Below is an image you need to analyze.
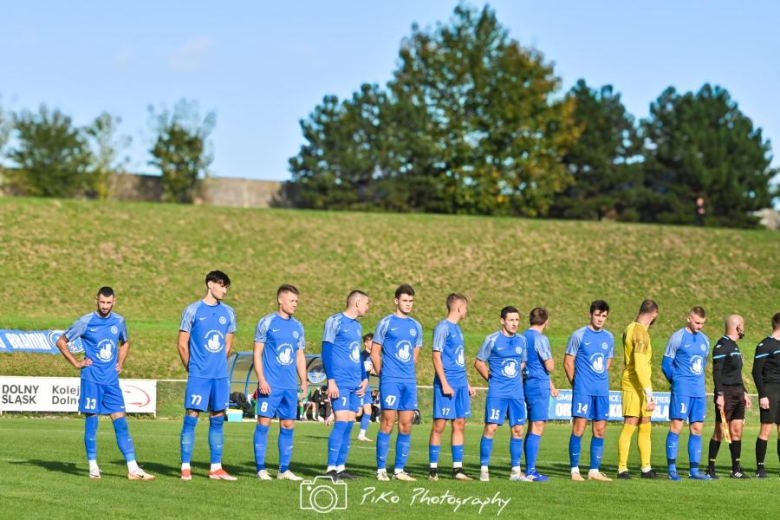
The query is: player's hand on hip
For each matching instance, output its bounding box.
[75,358,92,369]
[759,397,769,409]
[442,383,454,397]
[716,395,725,409]
[258,380,272,395]
[327,380,339,400]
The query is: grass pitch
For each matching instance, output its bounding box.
[0,416,778,519]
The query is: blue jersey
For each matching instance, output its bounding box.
[254,313,305,390]
[565,326,615,397]
[322,313,364,389]
[664,328,710,397]
[65,312,128,386]
[523,328,553,398]
[180,300,237,379]
[373,314,423,383]
[476,331,527,398]
[432,319,467,387]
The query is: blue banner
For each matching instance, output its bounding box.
[0,330,83,355]
[548,390,672,422]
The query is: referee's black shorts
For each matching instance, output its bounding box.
[714,385,746,423]
[759,383,780,425]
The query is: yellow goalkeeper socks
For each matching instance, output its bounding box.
[638,421,652,469]
[617,423,637,472]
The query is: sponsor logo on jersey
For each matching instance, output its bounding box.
[589,353,606,374]
[455,347,465,367]
[204,330,225,353]
[276,343,295,366]
[690,355,704,375]
[350,342,361,363]
[395,340,413,362]
[501,359,519,378]
[96,339,115,362]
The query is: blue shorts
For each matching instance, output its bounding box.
[525,393,551,422]
[484,396,526,426]
[670,394,706,423]
[185,376,229,412]
[256,387,298,420]
[433,384,471,420]
[332,386,361,413]
[379,381,418,411]
[572,393,609,421]
[79,379,125,415]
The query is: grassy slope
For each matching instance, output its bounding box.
[1,197,779,393]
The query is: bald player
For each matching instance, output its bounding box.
[705,314,752,479]
[617,300,659,479]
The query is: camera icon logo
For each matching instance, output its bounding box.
[299,476,348,514]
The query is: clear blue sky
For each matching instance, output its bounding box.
[3,0,779,181]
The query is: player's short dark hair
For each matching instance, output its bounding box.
[346,290,368,308]
[395,284,415,299]
[771,312,780,329]
[206,270,231,288]
[446,293,468,312]
[277,284,299,297]
[501,306,520,320]
[529,307,548,326]
[362,333,374,342]
[690,306,706,318]
[96,286,115,298]
[638,299,658,315]
[590,300,610,314]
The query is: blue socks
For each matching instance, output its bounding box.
[510,437,523,469]
[336,422,353,467]
[376,431,391,470]
[429,444,441,466]
[590,437,604,470]
[85,415,98,461]
[253,423,270,471]
[360,412,371,432]
[208,415,225,464]
[525,433,541,473]
[451,444,464,467]
[689,433,702,473]
[395,433,411,471]
[480,435,493,467]
[180,415,197,464]
[279,427,294,473]
[667,431,679,473]
[112,417,136,462]
[569,434,582,468]
[328,421,348,467]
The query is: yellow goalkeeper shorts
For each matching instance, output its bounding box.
[622,386,651,418]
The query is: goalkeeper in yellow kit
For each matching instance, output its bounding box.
[617,300,659,479]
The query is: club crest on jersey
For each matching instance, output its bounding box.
[590,353,605,373]
[396,341,413,362]
[700,344,706,352]
[690,355,704,375]
[219,316,227,325]
[455,347,465,367]
[515,346,523,354]
[350,342,361,363]
[204,330,225,353]
[410,328,417,338]
[96,339,115,362]
[276,343,294,365]
[293,331,300,339]
[602,342,609,350]
[501,359,519,378]
[111,326,118,335]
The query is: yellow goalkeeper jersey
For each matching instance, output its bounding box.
[621,321,652,391]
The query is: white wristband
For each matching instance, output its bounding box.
[644,389,653,402]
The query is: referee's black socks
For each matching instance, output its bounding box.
[707,439,721,470]
[756,438,768,467]
[729,440,742,472]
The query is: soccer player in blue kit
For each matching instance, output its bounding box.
[523,307,559,482]
[564,300,614,482]
[663,306,712,481]
[322,290,371,481]
[357,333,376,442]
[371,284,423,482]
[252,285,307,481]
[474,306,528,482]
[428,293,476,481]
[55,286,155,480]
[177,271,237,481]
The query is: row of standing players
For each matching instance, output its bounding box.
[55,271,780,482]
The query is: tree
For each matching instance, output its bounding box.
[85,112,132,200]
[6,105,93,197]
[290,4,579,216]
[148,99,216,203]
[550,80,643,221]
[641,84,776,227]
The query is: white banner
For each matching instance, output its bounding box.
[0,376,156,414]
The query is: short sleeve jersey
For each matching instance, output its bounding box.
[65,312,128,385]
[180,300,237,379]
[254,313,305,390]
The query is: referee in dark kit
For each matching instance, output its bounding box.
[752,312,780,478]
[706,314,752,479]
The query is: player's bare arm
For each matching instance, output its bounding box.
[433,350,453,396]
[177,330,190,370]
[254,341,271,394]
[56,335,92,369]
[116,340,129,373]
